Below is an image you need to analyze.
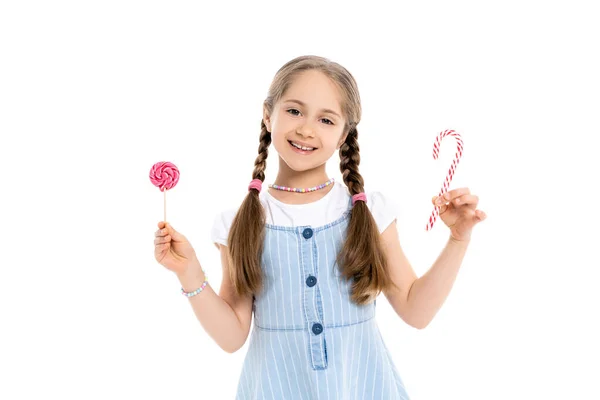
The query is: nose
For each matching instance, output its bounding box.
[296,122,316,138]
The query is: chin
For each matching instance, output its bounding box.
[285,156,330,173]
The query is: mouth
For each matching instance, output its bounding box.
[288,140,317,154]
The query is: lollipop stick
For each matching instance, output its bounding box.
[164,188,167,223]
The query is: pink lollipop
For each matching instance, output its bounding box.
[149,161,180,222]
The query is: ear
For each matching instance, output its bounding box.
[336,131,348,150]
[263,106,272,132]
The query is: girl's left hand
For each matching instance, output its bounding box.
[431,187,486,242]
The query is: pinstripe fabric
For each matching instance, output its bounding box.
[235,202,410,399]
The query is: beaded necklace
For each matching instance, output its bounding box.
[268,177,335,193]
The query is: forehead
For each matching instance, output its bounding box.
[282,70,343,114]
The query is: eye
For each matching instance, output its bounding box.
[321,118,334,125]
[286,109,301,116]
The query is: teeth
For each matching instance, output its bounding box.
[291,141,314,151]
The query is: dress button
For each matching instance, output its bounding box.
[302,228,313,239]
[306,275,317,287]
[312,323,323,335]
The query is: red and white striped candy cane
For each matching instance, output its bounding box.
[426,129,464,231]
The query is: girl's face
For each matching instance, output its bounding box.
[264,70,348,173]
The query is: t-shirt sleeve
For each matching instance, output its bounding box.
[367,191,398,234]
[210,208,238,248]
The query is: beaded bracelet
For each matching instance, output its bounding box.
[181,272,209,298]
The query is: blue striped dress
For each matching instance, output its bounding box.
[235,199,411,399]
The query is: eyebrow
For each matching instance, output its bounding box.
[283,99,342,119]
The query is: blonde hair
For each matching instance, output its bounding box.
[227,55,398,305]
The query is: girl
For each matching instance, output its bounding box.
[154,55,486,399]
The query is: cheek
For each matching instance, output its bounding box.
[271,111,290,128]
[322,139,339,151]
[323,132,344,149]
[270,131,288,153]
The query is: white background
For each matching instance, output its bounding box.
[1,1,598,399]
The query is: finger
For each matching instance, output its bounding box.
[466,210,486,225]
[155,243,167,255]
[432,196,450,213]
[155,244,169,259]
[476,210,487,220]
[155,242,170,254]
[157,221,165,229]
[453,194,479,208]
[433,195,451,206]
[154,235,171,245]
[433,195,454,211]
[443,187,471,202]
[439,203,448,214]
[165,223,185,241]
[155,227,168,237]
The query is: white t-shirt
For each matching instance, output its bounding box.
[211,180,398,247]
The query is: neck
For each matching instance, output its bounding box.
[273,157,330,189]
[267,157,334,205]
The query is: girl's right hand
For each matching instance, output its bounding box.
[154,221,197,276]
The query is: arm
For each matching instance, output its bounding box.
[381,220,470,329]
[177,244,253,353]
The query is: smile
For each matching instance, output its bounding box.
[288,140,317,154]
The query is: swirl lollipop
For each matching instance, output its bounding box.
[149,161,180,222]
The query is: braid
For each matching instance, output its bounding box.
[339,127,364,194]
[227,119,271,297]
[252,121,271,181]
[337,126,398,304]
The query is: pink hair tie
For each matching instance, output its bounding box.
[248,178,263,192]
[352,192,367,206]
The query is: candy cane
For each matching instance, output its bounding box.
[426,129,464,231]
